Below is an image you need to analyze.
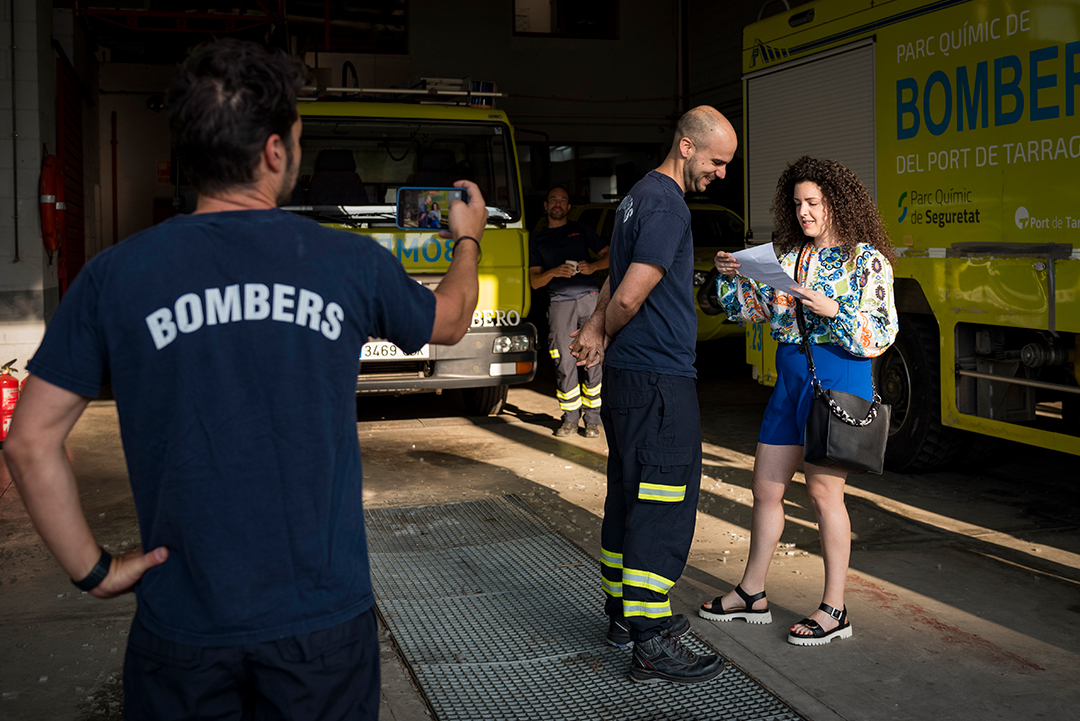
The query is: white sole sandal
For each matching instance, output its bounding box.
[788,603,853,646]
[699,584,773,624]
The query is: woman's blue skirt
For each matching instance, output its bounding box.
[759,342,873,446]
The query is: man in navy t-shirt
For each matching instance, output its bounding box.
[529,185,609,437]
[571,106,737,685]
[5,39,487,720]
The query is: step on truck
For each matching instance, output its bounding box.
[740,0,1079,469]
[282,91,536,415]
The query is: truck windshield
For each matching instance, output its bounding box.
[690,208,744,250]
[285,116,520,223]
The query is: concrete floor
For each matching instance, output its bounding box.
[2,338,1079,720]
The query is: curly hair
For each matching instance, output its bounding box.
[168,39,308,195]
[770,156,896,263]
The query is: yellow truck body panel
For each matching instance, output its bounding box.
[742,0,1079,468]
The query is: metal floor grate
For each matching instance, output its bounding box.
[366,496,806,721]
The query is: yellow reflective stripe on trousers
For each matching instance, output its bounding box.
[559,398,583,411]
[602,577,623,597]
[581,383,602,408]
[622,600,671,618]
[549,348,560,360]
[622,568,675,594]
[638,482,686,502]
[581,386,602,408]
[601,548,623,569]
[556,387,581,401]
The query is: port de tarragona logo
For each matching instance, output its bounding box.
[1015,206,1029,229]
[898,192,908,223]
[1011,206,1069,230]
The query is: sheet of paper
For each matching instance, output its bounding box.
[730,242,808,298]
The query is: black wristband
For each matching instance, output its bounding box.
[453,235,481,261]
[72,547,111,592]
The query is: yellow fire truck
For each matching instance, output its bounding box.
[282,89,536,415]
[740,0,1079,469]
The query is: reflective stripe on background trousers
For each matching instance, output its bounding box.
[548,293,603,424]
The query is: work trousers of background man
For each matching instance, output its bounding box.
[599,366,702,641]
[548,293,602,424]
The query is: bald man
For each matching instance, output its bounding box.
[571,106,737,684]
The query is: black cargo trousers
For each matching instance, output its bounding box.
[599,366,702,641]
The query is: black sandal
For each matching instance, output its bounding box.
[787,603,852,646]
[698,584,773,624]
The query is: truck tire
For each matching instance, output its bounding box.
[878,315,962,472]
[697,268,724,315]
[463,384,508,416]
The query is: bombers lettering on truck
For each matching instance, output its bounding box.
[898,187,982,227]
[923,208,982,228]
[371,236,460,264]
[896,40,1080,139]
[471,309,522,328]
[896,135,1080,174]
[146,283,344,350]
[896,10,1032,64]
[907,188,973,206]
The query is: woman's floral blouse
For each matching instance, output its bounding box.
[718,243,897,358]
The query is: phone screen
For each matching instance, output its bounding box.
[396,187,466,231]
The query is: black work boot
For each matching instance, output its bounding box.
[554,420,577,436]
[629,631,724,684]
[606,614,691,648]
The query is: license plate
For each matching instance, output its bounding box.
[361,341,429,361]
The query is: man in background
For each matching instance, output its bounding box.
[529,185,609,437]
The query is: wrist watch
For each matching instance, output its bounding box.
[72,547,112,591]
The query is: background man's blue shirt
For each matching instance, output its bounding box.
[28,208,435,646]
[529,221,607,302]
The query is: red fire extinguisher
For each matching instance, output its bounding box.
[0,360,20,442]
[39,155,64,264]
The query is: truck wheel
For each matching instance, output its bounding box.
[697,268,724,315]
[463,384,508,416]
[878,315,962,472]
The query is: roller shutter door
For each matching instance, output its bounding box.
[744,40,875,241]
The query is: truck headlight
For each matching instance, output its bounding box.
[493,335,531,353]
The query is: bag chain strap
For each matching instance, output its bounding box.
[793,243,880,428]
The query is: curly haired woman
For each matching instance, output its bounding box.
[699,156,897,646]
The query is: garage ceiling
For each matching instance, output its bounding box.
[62,1,408,64]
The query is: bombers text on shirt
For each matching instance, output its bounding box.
[145,282,344,350]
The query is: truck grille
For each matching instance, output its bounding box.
[358,360,433,379]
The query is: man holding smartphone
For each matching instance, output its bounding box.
[529,185,609,437]
[5,39,486,720]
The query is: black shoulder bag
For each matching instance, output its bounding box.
[794,248,890,475]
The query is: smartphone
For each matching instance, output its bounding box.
[396,187,467,231]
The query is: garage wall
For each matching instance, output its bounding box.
[0,0,58,376]
[307,0,683,145]
[686,0,813,130]
[97,64,175,246]
[685,0,814,213]
[53,9,103,264]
